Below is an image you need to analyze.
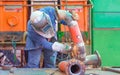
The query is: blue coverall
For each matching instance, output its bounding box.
[24,6,67,68]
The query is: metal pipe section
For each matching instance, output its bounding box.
[68,23,86,61]
[58,59,85,75]
[58,51,101,75]
[84,51,101,68]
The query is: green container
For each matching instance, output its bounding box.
[92,30,120,66]
[92,0,120,12]
[92,0,120,28]
[91,0,120,66]
[93,13,120,28]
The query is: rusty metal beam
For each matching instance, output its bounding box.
[0,4,92,7]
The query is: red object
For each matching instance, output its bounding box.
[58,59,85,75]
[58,61,68,72]
[68,24,83,44]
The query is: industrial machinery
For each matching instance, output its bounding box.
[0,0,28,67]
[0,1,28,50]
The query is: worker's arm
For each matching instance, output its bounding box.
[28,30,72,53]
[27,21,71,53]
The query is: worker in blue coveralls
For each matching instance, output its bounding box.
[24,6,79,68]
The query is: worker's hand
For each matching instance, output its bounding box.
[52,42,72,54]
[71,45,86,61]
[60,43,72,54]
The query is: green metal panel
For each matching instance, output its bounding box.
[91,0,120,66]
[13,68,48,75]
[92,0,120,12]
[93,13,120,28]
[92,29,120,66]
[0,70,9,75]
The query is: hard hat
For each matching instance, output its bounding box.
[30,11,55,38]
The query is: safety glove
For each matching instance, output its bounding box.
[71,44,86,61]
[52,42,72,54]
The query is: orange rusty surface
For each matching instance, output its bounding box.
[58,61,68,72]
[0,1,2,31]
[58,59,85,75]
[0,1,27,32]
[60,0,90,32]
[69,24,83,44]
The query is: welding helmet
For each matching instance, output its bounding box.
[30,11,55,38]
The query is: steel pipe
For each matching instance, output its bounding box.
[58,59,85,75]
[84,51,101,68]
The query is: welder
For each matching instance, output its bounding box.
[24,6,85,68]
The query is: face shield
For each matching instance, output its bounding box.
[30,11,55,38]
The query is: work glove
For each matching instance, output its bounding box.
[52,42,72,54]
[71,43,86,61]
